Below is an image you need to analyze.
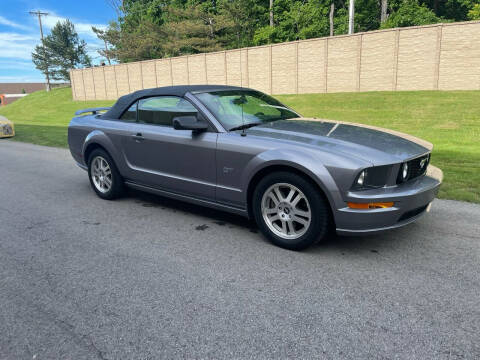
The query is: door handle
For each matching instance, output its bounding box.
[131,133,145,142]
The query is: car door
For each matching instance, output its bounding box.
[121,96,217,201]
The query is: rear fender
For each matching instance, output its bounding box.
[82,130,120,168]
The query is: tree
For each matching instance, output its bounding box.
[32,43,52,83]
[105,0,123,17]
[32,20,91,81]
[118,20,169,61]
[254,0,331,45]
[418,0,480,21]
[468,3,480,19]
[96,2,236,62]
[380,0,440,29]
[93,0,479,63]
[92,26,112,65]
[162,4,231,56]
[219,0,269,48]
[92,16,168,63]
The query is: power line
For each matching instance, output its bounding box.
[29,10,51,91]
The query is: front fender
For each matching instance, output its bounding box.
[242,148,346,211]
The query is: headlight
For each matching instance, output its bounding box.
[396,154,430,184]
[401,163,408,180]
[352,165,392,190]
[357,170,366,186]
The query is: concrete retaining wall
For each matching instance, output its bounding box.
[70,21,480,100]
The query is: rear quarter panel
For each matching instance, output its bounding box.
[68,116,125,171]
[68,116,93,166]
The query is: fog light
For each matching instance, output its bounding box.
[348,202,394,209]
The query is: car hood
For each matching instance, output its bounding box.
[245,118,431,165]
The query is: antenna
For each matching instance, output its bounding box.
[30,10,51,91]
[239,26,246,136]
[239,47,243,88]
[241,101,246,136]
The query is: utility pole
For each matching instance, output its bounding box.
[329,3,335,36]
[269,0,274,27]
[29,10,51,91]
[348,0,355,35]
[381,0,388,23]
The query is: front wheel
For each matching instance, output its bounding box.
[88,149,124,200]
[252,172,331,250]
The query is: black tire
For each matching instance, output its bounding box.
[252,171,331,250]
[87,148,124,200]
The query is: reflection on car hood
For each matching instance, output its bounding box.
[246,118,431,165]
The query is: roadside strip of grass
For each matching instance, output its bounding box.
[1,87,478,203]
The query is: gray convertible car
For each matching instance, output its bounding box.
[68,85,442,250]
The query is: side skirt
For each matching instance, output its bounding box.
[124,181,248,217]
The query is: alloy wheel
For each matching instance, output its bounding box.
[91,156,112,193]
[261,183,312,240]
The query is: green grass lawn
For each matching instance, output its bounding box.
[1,87,478,203]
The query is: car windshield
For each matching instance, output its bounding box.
[194,90,300,131]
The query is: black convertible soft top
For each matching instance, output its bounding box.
[101,85,249,120]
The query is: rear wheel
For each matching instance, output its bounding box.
[88,149,124,200]
[252,172,331,250]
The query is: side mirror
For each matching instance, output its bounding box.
[173,115,208,132]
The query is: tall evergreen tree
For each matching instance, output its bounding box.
[31,42,51,84]
[32,20,91,81]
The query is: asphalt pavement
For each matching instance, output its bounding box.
[0,140,479,359]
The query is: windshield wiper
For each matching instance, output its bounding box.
[229,122,262,132]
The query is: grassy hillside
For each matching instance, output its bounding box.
[1,87,478,203]
[0,88,113,147]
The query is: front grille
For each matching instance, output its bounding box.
[398,204,428,222]
[397,154,430,184]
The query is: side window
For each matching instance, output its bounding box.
[120,102,137,122]
[137,96,197,127]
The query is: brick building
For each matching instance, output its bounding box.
[0,83,46,106]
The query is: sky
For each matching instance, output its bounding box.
[0,0,117,83]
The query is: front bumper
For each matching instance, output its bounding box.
[335,165,442,235]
